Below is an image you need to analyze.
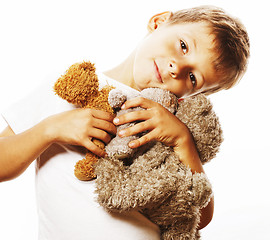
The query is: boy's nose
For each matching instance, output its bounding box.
[168,59,188,79]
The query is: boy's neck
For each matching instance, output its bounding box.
[103,50,138,90]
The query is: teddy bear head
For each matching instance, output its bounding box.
[54,62,100,107]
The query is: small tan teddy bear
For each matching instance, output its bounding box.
[54,61,115,181]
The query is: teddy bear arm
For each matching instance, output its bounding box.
[154,172,203,239]
[157,194,202,240]
[191,172,213,208]
[160,226,200,240]
[161,225,201,240]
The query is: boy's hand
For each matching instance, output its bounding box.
[113,97,191,150]
[44,108,117,157]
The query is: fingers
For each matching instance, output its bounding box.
[85,108,117,140]
[92,118,117,135]
[75,108,116,153]
[118,121,160,149]
[90,109,115,122]
[118,120,152,138]
[113,97,161,126]
[112,98,160,149]
[111,97,178,149]
[114,109,152,126]
[122,97,159,110]
[128,131,156,149]
[82,139,107,157]
[89,127,113,144]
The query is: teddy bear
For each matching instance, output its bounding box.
[54,61,115,181]
[95,93,223,240]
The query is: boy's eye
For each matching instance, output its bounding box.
[180,40,187,54]
[189,72,196,87]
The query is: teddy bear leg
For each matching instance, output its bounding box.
[74,139,105,181]
[74,152,99,181]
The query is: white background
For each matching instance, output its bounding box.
[0,0,269,239]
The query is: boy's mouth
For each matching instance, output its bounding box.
[154,61,163,83]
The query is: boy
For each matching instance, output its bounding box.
[0,5,249,240]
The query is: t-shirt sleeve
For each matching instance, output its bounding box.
[2,75,75,135]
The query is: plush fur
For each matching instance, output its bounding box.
[95,94,223,240]
[54,61,223,239]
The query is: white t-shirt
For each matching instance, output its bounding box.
[2,72,160,240]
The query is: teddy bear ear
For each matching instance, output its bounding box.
[54,61,99,106]
[140,88,178,113]
[108,89,127,109]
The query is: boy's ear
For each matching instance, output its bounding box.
[147,11,173,32]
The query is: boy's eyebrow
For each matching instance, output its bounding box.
[192,38,197,50]
[185,32,197,51]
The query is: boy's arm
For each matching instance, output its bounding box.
[198,197,214,230]
[114,97,206,173]
[0,124,52,182]
[0,108,116,182]
[173,130,204,173]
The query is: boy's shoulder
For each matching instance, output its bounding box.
[97,72,139,95]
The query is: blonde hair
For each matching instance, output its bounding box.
[168,5,250,94]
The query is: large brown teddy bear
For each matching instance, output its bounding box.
[96,94,223,239]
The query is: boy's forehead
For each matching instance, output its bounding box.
[168,21,215,46]
[170,21,212,33]
[171,21,217,53]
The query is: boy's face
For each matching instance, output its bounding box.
[133,17,219,98]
